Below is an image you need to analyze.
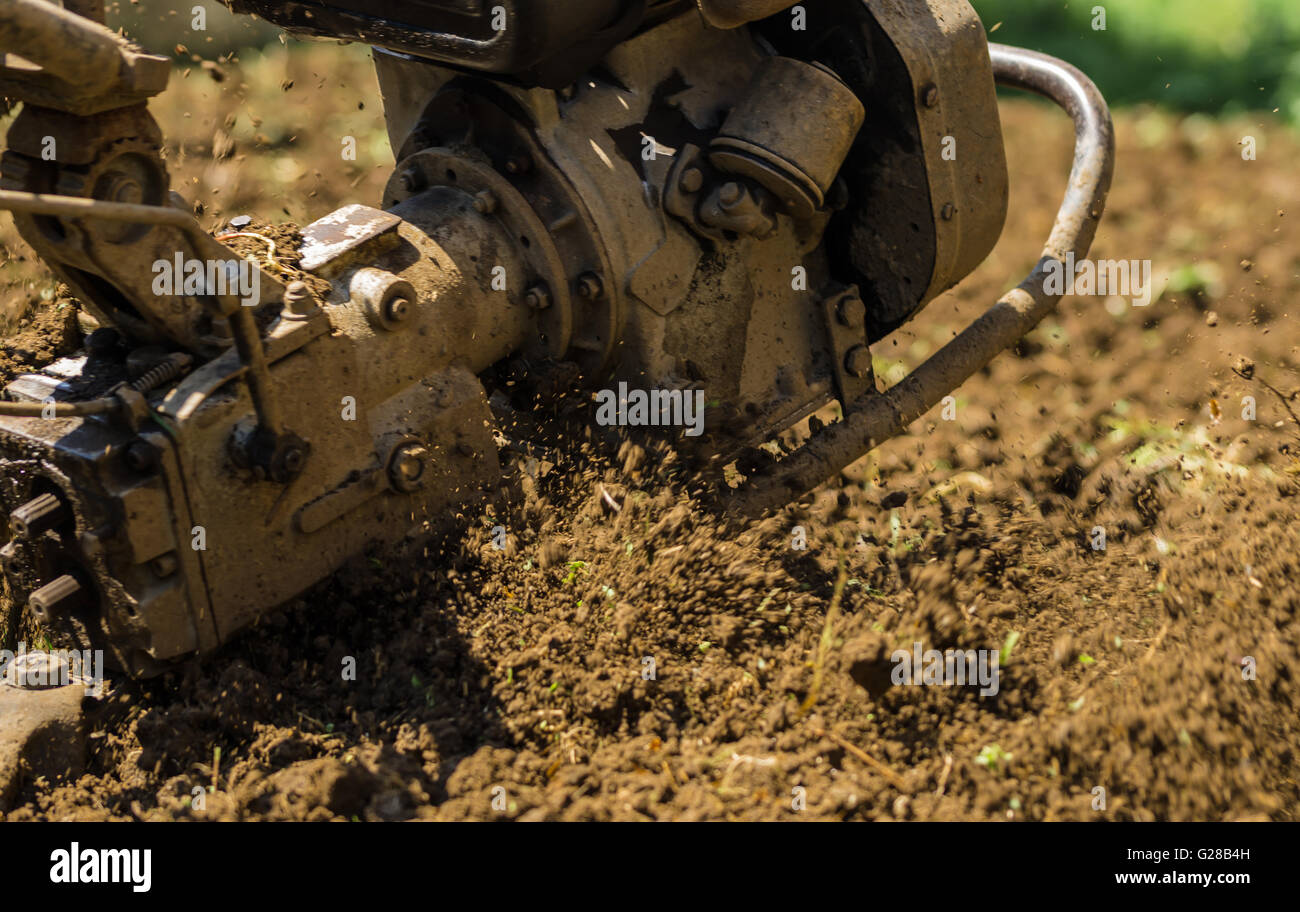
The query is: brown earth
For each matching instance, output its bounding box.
[1,45,1298,821]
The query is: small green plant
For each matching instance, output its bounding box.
[976,743,1012,774]
[1000,631,1021,666]
[562,561,586,585]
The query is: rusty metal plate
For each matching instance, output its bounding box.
[300,204,404,276]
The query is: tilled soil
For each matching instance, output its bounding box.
[1,49,1298,819]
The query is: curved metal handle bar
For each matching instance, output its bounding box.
[723,43,1116,518]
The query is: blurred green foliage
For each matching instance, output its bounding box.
[972,0,1300,122]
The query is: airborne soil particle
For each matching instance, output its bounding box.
[1,86,1299,819]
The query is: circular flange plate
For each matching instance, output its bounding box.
[384,147,573,361]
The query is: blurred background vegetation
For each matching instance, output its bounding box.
[971,0,1300,123]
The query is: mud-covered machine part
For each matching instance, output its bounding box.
[0,0,1113,677]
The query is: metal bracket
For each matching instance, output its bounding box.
[821,286,875,410]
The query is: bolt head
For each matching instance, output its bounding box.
[399,168,423,192]
[125,440,158,472]
[576,273,603,300]
[680,168,704,194]
[844,344,872,379]
[283,280,315,317]
[385,296,411,322]
[282,447,306,475]
[389,444,428,492]
[524,284,552,310]
[836,295,866,329]
[473,190,498,214]
[719,182,743,208]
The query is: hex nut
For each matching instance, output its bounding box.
[399,168,424,193]
[575,273,604,300]
[282,280,318,320]
[525,284,553,311]
[836,295,866,329]
[844,344,872,378]
[388,443,428,493]
[351,268,417,331]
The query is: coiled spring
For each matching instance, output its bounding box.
[130,353,193,393]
